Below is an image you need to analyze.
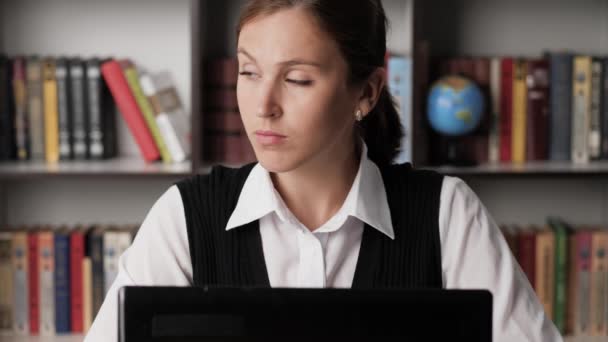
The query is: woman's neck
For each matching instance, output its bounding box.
[270,142,361,232]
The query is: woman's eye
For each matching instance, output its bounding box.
[239,71,258,79]
[286,79,312,86]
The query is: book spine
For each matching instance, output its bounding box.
[38,231,55,335]
[70,59,89,160]
[572,56,592,164]
[86,59,105,159]
[589,59,603,160]
[517,231,536,288]
[511,59,527,163]
[575,231,593,335]
[0,232,13,331]
[102,231,118,295]
[525,59,550,161]
[70,232,84,333]
[54,233,70,333]
[82,257,93,332]
[27,232,39,334]
[0,56,16,160]
[552,222,568,334]
[601,57,608,159]
[548,53,573,161]
[589,231,608,336]
[488,58,501,163]
[27,58,45,160]
[101,60,160,162]
[56,58,73,160]
[387,56,413,164]
[101,61,118,159]
[535,230,555,321]
[42,59,60,163]
[12,231,29,335]
[13,58,29,161]
[122,63,172,163]
[89,231,104,320]
[499,58,513,162]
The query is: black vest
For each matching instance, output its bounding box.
[176,162,444,289]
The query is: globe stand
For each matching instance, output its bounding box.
[444,137,477,167]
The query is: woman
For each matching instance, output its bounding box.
[85,1,561,341]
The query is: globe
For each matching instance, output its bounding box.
[427,75,484,137]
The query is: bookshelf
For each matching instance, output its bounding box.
[0,0,607,340]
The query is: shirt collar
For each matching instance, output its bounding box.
[225,143,395,240]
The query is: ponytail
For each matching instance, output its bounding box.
[359,87,404,167]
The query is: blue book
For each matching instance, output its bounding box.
[387,56,412,164]
[54,229,71,333]
[547,52,573,161]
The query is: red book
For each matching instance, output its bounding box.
[525,59,550,161]
[70,230,85,332]
[28,231,39,334]
[499,58,514,162]
[517,228,537,288]
[100,59,160,162]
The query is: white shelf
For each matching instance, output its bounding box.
[0,334,84,342]
[425,161,608,176]
[0,158,192,179]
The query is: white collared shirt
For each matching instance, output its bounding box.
[85,145,563,342]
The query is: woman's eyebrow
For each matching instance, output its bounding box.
[237,47,322,69]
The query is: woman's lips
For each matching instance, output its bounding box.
[255,130,287,146]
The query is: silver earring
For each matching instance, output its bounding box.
[355,109,363,122]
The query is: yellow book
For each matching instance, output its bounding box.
[511,59,527,163]
[42,59,59,163]
[572,56,592,164]
[82,257,93,332]
[535,227,555,321]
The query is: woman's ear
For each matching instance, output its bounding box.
[356,67,386,118]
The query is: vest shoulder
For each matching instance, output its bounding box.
[382,162,445,182]
[175,162,257,194]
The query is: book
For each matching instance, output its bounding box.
[27,228,39,334]
[488,57,501,163]
[69,58,89,160]
[69,227,86,333]
[82,257,93,332]
[589,230,608,336]
[101,59,161,162]
[0,55,16,161]
[572,56,592,164]
[55,58,73,160]
[387,55,413,164]
[121,60,171,163]
[13,57,29,161]
[139,71,191,163]
[11,229,28,335]
[547,217,570,334]
[0,230,13,332]
[589,58,603,160]
[602,57,608,159]
[547,52,573,161]
[86,58,118,160]
[42,59,60,163]
[511,58,527,163]
[525,59,550,161]
[535,226,555,321]
[26,57,45,161]
[37,229,55,335]
[499,57,514,163]
[53,227,71,333]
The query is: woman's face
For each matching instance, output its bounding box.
[237,8,360,173]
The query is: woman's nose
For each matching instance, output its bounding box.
[256,79,282,118]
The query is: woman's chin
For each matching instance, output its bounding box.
[255,151,301,174]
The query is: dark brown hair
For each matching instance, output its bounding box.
[236,0,403,167]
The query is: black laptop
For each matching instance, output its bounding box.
[118,286,492,341]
